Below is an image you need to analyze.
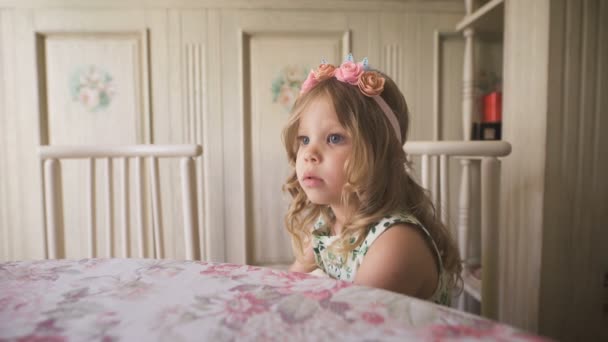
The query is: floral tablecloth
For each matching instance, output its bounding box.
[0,258,547,341]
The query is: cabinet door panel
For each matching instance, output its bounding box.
[5,9,178,259]
[220,9,368,266]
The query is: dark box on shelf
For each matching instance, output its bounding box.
[472,122,502,140]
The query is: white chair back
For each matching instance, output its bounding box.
[404,140,511,319]
[39,144,203,260]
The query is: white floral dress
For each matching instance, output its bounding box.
[311,212,451,305]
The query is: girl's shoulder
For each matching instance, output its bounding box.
[362,211,425,248]
[360,211,444,274]
[361,212,451,305]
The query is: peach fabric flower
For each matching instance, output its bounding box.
[314,64,336,81]
[300,70,319,94]
[357,71,385,97]
[334,61,364,85]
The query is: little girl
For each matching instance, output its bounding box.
[282,54,461,305]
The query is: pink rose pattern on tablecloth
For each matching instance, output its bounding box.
[0,258,551,341]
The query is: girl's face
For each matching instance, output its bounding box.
[295,96,352,207]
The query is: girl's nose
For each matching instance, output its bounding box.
[303,147,320,163]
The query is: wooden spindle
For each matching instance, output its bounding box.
[134,157,145,258]
[120,157,129,257]
[105,158,113,257]
[181,157,200,260]
[421,154,430,189]
[44,159,64,259]
[457,159,471,310]
[149,156,162,258]
[439,154,449,225]
[86,158,96,258]
[430,155,439,206]
[481,157,500,319]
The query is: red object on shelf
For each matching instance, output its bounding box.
[482,91,502,122]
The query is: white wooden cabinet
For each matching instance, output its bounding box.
[0,0,464,264]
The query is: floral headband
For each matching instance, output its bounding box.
[299,54,402,143]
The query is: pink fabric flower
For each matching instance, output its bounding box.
[314,64,336,81]
[358,71,385,97]
[334,61,364,85]
[300,70,319,94]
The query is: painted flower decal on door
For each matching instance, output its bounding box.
[271,65,308,112]
[70,65,115,112]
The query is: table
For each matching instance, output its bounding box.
[0,258,548,341]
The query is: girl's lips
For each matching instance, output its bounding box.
[301,176,323,187]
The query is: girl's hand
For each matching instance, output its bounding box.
[289,241,317,273]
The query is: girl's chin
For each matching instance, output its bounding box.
[303,194,338,207]
[302,193,324,204]
[306,198,328,206]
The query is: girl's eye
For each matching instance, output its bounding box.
[298,136,310,145]
[327,134,344,144]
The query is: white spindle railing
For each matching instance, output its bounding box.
[39,144,203,261]
[404,140,511,318]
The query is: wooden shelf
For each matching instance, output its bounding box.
[456,0,504,33]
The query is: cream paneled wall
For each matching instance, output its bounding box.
[499,0,608,339]
[0,1,464,264]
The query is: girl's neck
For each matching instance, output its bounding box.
[329,205,348,235]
